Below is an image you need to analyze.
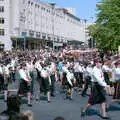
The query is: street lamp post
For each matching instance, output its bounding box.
[83,19,87,45]
[50,3,56,51]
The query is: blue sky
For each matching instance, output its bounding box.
[41,0,99,23]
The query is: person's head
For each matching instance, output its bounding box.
[115,62,120,68]
[94,59,102,68]
[10,113,28,120]
[54,116,65,120]
[7,95,21,113]
[22,111,34,120]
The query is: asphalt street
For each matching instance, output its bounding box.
[0,82,120,120]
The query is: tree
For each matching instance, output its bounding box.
[88,0,120,51]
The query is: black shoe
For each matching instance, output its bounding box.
[51,94,55,97]
[28,104,32,107]
[36,98,39,101]
[66,96,69,99]
[106,107,109,112]
[81,94,86,97]
[99,114,110,119]
[69,97,73,101]
[81,108,86,117]
[48,100,51,103]
[4,100,7,102]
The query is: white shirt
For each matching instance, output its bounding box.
[115,67,120,80]
[35,61,42,72]
[3,65,9,75]
[74,62,80,72]
[19,69,31,82]
[66,71,74,86]
[26,62,34,72]
[102,65,112,72]
[49,62,56,75]
[92,66,107,87]
[41,67,49,78]
[0,66,3,74]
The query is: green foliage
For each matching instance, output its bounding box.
[88,0,120,50]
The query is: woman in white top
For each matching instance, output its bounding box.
[81,59,110,119]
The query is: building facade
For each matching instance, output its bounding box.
[0,0,86,50]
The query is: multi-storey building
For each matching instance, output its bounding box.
[0,0,86,50]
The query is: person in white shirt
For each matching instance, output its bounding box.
[49,60,57,97]
[81,63,93,97]
[113,62,120,100]
[40,61,51,102]
[0,63,4,92]
[107,61,120,109]
[18,63,32,107]
[81,59,110,119]
[2,62,10,102]
[63,64,75,100]
[102,60,113,95]
[73,62,80,88]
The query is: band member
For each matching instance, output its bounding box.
[81,59,110,119]
[40,62,51,102]
[0,62,4,92]
[49,60,57,97]
[62,64,75,100]
[113,62,120,101]
[26,59,34,96]
[73,62,80,88]
[57,59,64,85]
[3,62,10,102]
[35,59,43,92]
[107,61,120,109]
[18,63,32,107]
[102,60,113,95]
[81,63,93,97]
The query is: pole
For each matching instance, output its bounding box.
[16,38,17,49]
[84,19,87,46]
[50,3,56,51]
[52,8,54,51]
[24,37,26,50]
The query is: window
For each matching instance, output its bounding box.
[0,6,4,12]
[22,0,25,4]
[0,17,4,24]
[31,2,33,5]
[0,29,4,36]
[28,1,30,4]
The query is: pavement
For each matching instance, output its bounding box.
[0,82,120,120]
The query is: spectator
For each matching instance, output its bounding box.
[0,95,21,119]
[22,110,34,120]
[10,113,28,120]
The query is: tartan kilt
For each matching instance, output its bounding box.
[88,83,106,105]
[113,81,120,100]
[41,77,51,94]
[18,79,31,95]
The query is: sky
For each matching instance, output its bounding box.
[41,0,100,23]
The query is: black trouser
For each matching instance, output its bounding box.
[50,74,56,95]
[81,76,91,96]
